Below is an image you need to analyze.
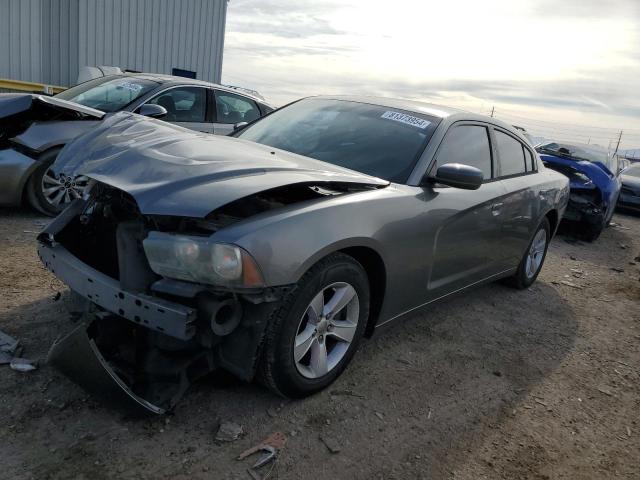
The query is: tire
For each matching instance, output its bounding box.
[506,217,550,290]
[581,221,604,242]
[26,149,89,216]
[258,253,370,398]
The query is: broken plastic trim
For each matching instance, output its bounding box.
[47,321,167,415]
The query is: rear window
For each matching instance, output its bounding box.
[524,148,535,171]
[495,131,527,177]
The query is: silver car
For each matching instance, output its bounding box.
[0,73,273,215]
[38,97,569,413]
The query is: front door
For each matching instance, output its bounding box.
[426,123,506,298]
[145,86,214,133]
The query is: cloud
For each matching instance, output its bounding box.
[530,0,640,18]
[223,0,640,147]
[227,0,346,39]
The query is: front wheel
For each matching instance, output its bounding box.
[506,217,550,289]
[26,149,89,216]
[258,253,370,398]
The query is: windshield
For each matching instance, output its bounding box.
[623,163,640,178]
[237,98,439,183]
[55,76,158,112]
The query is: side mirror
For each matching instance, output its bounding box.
[138,104,168,119]
[430,163,484,190]
[233,121,249,133]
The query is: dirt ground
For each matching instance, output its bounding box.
[0,206,639,480]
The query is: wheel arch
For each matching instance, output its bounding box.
[544,208,559,237]
[338,246,387,337]
[22,145,66,214]
[20,145,65,200]
[291,238,388,338]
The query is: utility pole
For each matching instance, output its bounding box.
[613,130,623,156]
[490,106,495,118]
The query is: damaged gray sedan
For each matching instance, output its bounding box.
[38,97,569,414]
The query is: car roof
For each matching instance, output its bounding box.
[117,73,270,105]
[311,95,529,143]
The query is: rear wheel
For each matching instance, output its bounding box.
[506,217,550,289]
[26,149,89,216]
[258,253,369,398]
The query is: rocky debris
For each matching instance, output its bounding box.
[10,357,38,372]
[238,432,287,474]
[320,435,342,454]
[552,280,583,289]
[0,329,19,355]
[1,330,36,372]
[215,422,244,442]
[597,386,614,397]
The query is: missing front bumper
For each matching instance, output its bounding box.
[48,316,216,415]
[48,320,167,415]
[38,242,197,340]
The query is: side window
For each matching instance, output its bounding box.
[215,91,260,124]
[436,125,492,180]
[147,87,206,122]
[524,147,535,171]
[495,131,526,177]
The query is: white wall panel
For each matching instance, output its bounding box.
[0,0,226,86]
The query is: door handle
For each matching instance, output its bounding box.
[491,202,504,216]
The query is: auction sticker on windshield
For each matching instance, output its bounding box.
[115,81,144,93]
[381,111,431,129]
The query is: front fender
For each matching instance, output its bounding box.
[290,236,388,284]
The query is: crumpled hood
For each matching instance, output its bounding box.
[540,153,621,210]
[0,93,104,121]
[0,94,104,148]
[54,112,389,217]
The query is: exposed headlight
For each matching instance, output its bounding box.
[143,232,264,287]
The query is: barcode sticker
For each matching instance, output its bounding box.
[381,111,431,129]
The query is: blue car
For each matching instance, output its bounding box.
[535,142,622,241]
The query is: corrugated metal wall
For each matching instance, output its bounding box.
[42,0,81,87]
[0,0,227,87]
[0,0,43,83]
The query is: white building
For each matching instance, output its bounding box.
[0,0,228,87]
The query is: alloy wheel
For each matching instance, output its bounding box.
[41,169,89,208]
[293,282,360,379]
[525,229,547,279]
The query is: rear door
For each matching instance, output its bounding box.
[427,122,508,297]
[213,90,262,135]
[491,128,539,267]
[144,86,213,133]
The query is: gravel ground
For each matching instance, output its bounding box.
[1,207,639,480]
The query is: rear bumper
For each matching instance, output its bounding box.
[0,148,37,205]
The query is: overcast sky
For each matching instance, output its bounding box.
[222,0,640,150]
